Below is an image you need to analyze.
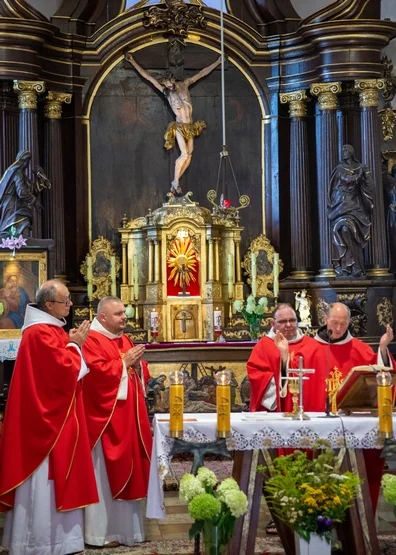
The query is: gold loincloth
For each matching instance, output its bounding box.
[164,120,206,150]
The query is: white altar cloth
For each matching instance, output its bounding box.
[146,412,394,519]
[0,338,20,361]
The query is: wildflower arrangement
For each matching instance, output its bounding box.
[381,474,396,516]
[258,443,360,543]
[179,467,248,554]
[233,295,268,338]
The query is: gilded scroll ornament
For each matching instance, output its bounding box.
[316,297,329,326]
[44,91,72,120]
[13,81,45,110]
[377,297,394,328]
[379,108,396,142]
[310,82,342,110]
[280,90,309,118]
[143,0,207,37]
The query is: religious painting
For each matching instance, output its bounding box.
[0,251,47,338]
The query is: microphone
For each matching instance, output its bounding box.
[324,328,336,418]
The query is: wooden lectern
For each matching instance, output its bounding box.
[336,365,396,415]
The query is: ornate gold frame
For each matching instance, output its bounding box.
[0,250,47,338]
[241,234,283,298]
[80,236,121,300]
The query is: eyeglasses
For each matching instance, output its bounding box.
[51,296,72,306]
[275,318,297,325]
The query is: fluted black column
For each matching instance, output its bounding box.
[0,81,18,176]
[355,79,390,277]
[13,80,45,238]
[43,91,72,278]
[280,90,313,279]
[311,82,342,280]
[337,84,361,161]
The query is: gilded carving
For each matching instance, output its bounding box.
[379,108,396,142]
[13,81,45,110]
[377,297,394,328]
[310,83,342,110]
[124,217,148,230]
[144,0,207,37]
[80,236,121,300]
[279,90,309,118]
[241,234,283,298]
[207,190,250,222]
[75,308,90,318]
[166,228,201,258]
[381,55,396,102]
[355,79,385,108]
[44,91,72,119]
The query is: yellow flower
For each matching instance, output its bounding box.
[333,496,341,505]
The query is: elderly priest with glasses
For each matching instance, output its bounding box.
[247,303,316,413]
[0,280,98,555]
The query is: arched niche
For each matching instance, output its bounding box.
[86,42,266,255]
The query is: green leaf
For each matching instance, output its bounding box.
[189,520,204,539]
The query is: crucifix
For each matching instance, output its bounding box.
[283,356,315,421]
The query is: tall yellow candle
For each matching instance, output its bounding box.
[377,370,393,438]
[216,370,231,438]
[169,370,184,438]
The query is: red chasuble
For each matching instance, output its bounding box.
[247,335,315,412]
[295,334,396,512]
[295,337,395,412]
[82,331,152,500]
[0,325,99,512]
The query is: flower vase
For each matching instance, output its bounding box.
[202,522,221,555]
[249,321,260,341]
[294,532,331,555]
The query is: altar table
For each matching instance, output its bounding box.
[147,412,392,555]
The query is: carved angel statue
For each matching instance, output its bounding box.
[0,150,51,237]
[294,289,312,328]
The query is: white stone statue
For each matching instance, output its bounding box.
[294,289,312,328]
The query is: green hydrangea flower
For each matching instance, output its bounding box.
[188,493,221,521]
[216,477,239,502]
[223,489,248,518]
[197,466,217,488]
[179,473,205,503]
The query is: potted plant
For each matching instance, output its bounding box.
[258,443,360,555]
[179,466,248,554]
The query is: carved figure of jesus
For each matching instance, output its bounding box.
[125,52,222,195]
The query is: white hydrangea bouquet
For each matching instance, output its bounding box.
[233,295,268,340]
[179,467,248,554]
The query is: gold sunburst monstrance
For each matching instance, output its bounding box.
[168,238,197,287]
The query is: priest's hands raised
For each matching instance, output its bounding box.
[379,324,394,366]
[69,320,90,346]
[274,330,289,363]
[124,344,146,370]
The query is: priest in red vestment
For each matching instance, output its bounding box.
[0,280,98,555]
[247,304,316,412]
[296,302,394,512]
[82,296,152,547]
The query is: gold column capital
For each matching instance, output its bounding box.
[354,79,385,107]
[310,82,342,110]
[13,80,45,109]
[44,91,72,119]
[280,90,309,117]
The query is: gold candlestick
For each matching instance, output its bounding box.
[377,369,393,439]
[169,370,184,438]
[216,370,231,438]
